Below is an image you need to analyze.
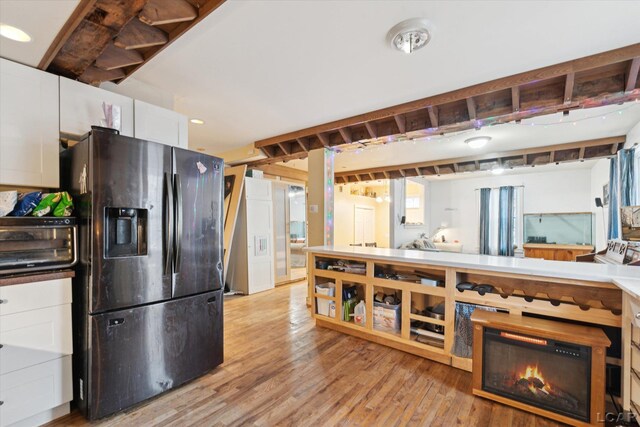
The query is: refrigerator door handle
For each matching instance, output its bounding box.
[164,172,174,276]
[174,173,183,273]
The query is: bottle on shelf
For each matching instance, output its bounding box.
[353,300,366,326]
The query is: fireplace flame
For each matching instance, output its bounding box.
[519,365,551,394]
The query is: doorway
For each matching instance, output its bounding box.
[354,206,375,246]
[273,182,307,285]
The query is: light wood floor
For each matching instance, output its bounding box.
[47,282,562,427]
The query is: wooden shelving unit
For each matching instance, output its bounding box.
[308,250,622,373]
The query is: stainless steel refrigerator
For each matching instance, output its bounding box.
[62,127,224,420]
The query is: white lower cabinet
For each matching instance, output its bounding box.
[0,278,73,427]
[0,356,72,427]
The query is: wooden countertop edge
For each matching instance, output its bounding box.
[523,243,594,250]
[0,270,75,287]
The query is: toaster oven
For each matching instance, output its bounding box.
[0,217,77,275]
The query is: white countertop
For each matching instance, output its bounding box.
[614,278,640,299]
[306,245,640,284]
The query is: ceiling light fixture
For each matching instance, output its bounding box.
[190,118,205,125]
[465,136,491,149]
[387,18,431,54]
[491,166,505,175]
[0,24,32,42]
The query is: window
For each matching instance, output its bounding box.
[404,178,425,225]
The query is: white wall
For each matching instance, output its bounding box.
[590,158,610,250]
[335,184,390,247]
[625,119,640,149]
[428,168,593,254]
[101,78,175,111]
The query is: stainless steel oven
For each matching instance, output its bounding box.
[0,217,77,275]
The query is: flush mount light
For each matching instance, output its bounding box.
[190,118,205,125]
[0,24,32,42]
[491,166,505,175]
[387,18,431,54]
[465,136,491,149]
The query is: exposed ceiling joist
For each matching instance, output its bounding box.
[339,128,352,144]
[564,73,575,104]
[511,86,520,112]
[40,0,227,85]
[334,136,625,183]
[251,44,640,165]
[627,57,640,93]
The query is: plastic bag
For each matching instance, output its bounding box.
[53,192,73,217]
[9,192,42,216]
[32,193,62,217]
[0,191,18,216]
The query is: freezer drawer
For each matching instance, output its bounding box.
[84,290,223,419]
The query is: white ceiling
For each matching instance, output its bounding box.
[1,1,640,156]
[0,0,79,67]
[126,0,640,153]
[283,102,640,172]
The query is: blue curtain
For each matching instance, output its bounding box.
[479,188,491,255]
[620,147,637,207]
[498,186,515,256]
[608,158,620,239]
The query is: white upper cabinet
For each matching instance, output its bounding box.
[134,99,188,148]
[0,58,59,188]
[59,77,134,137]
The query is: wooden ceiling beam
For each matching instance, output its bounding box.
[365,122,378,139]
[611,142,620,154]
[296,138,310,152]
[333,136,625,181]
[626,57,640,92]
[139,0,197,26]
[277,142,291,155]
[37,0,97,70]
[511,86,520,112]
[394,114,406,134]
[564,73,575,104]
[78,66,125,85]
[255,44,640,151]
[338,128,352,144]
[579,146,585,160]
[317,132,331,148]
[382,171,390,179]
[115,18,168,50]
[398,169,406,177]
[95,43,144,70]
[368,173,375,181]
[427,106,439,128]
[549,151,555,163]
[466,97,477,121]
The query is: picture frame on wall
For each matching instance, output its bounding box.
[603,183,609,206]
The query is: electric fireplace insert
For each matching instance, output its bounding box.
[482,327,591,422]
[471,310,610,426]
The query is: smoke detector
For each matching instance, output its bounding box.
[387,18,431,54]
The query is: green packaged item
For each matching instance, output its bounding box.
[53,192,73,217]
[32,193,62,217]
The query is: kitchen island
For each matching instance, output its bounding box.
[306,246,638,367]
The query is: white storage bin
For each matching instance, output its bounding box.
[315,283,336,317]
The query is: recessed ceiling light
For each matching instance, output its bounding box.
[0,24,32,42]
[491,166,505,175]
[190,118,205,125]
[387,18,431,54]
[465,136,491,149]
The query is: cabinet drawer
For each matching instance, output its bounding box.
[0,355,72,427]
[0,278,71,316]
[0,304,72,375]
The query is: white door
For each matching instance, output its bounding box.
[354,206,375,246]
[246,178,275,294]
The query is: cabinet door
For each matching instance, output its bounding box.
[0,58,59,188]
[134,99,188,148]
[59,77,134,137]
